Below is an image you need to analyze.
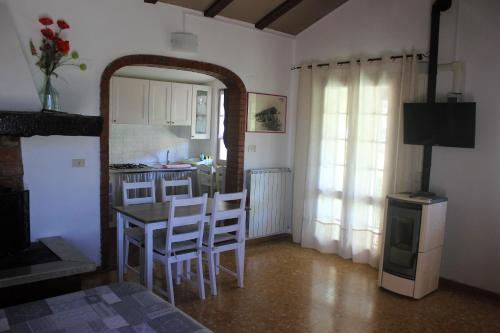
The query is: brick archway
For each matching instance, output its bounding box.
[99,55,246,269]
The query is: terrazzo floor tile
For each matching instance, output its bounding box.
[83,239,500,333]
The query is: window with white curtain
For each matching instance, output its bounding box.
[217,89,227,164]
[316,77,391,237]
[316,85,348,228]
[293,56,422,267]
[353,81,391,234]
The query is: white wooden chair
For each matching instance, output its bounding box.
[152,194,208,306]
[160,177,194,282]
[197,165,215,197]
[202,189,247,296]
[161,177,193,202]
[122,180,156,277]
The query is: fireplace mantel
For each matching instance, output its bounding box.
[0,111,102,137]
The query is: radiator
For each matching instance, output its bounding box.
[246,168,292,239]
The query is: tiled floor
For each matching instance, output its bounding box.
[84,239,500,333]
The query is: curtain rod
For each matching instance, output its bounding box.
[291,53,428,70]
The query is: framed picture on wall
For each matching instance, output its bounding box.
[246,92,287,133]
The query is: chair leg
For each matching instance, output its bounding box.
[236,246,244,288]
[139,247,145,284]
[185,259,191,280]
[207,251,217,296]
[176,261,182,285]
[197,253,206,300]
[215,252,220,275]
[165,262,175,306]
[124,239,129,274]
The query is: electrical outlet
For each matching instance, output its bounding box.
[72,159,86,168]
[247,145,257,153]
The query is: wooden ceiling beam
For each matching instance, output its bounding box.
[255,0,303,30]
[144,0,159,4]
[204,0,234,17]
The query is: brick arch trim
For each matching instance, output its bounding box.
[99,54,247,269]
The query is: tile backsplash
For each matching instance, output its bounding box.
[109,124,191,164]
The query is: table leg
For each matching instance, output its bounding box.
[144,225,153,290]
[116,212,124,283]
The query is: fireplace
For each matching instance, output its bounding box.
[0,188,30,257]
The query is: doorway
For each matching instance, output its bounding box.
[99,55,247,269]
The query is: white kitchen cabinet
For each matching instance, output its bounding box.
[171,83,192,126]
[110,76,149,125]
[148,81,172,125]
[191,85,212,139]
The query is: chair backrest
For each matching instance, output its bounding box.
[122,180,156,206]
[161,177,193,202]
[206,189,247,247]
[165,194,208,254]
[215,166,226,193]
[198,165,214,195]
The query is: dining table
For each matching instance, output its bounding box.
[113,198,245,290]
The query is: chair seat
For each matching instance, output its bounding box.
[203,232,237,246]
[125,227,145,243]
[154,234,197,256]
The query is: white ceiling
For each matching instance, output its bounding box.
[113,66,216,84]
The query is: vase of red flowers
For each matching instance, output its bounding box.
[30,16,86,112]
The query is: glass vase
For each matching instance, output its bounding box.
[40,75,61,112]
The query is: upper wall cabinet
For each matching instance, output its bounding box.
[191,85,212,140]
[171,83,193,126]
[111,77,211,132]
[149,81,172,126]
[110,77,149,125]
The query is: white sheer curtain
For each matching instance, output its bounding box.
[292,55,424,268]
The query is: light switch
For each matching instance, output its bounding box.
[247,145,257,153]
[72,159,86,168]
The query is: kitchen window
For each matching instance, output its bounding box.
[217,89,227,164]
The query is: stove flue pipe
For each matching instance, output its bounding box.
[421,0,453,193]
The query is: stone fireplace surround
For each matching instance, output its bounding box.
[0,136,23,190]
[0,111,102,190]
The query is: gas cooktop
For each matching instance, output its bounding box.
[109,163,149,170]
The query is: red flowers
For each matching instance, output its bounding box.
[56,39,70,55]
[39,17,53,26]
[30,15,86,79]
[41,28,55,40]
[57,19,70,30]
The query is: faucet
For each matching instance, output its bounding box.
[166,150,170,165]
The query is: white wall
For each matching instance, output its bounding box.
[0,2,40,111]
[21,136,101,264]
[295,0,433,63]
[293,0,500,293]
[430,0,500,294]
[5,0,294,265]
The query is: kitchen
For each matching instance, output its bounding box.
[108,66,227,212]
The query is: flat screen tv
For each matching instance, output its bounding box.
[403,102,476,148]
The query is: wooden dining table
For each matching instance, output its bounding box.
[113,198,244,290]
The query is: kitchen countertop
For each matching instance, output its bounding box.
[109,166,198,174]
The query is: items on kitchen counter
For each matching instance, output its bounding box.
[109,163,149,170]
[164,164,191,169]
